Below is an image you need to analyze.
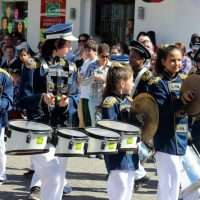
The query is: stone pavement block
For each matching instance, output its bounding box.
[0,156,157,200]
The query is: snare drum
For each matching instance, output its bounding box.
[85,127,120,154]
[6,120,52,155]
[97,120,140,151]
[55,128,88,157]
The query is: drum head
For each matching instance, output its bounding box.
[97,120,140,134]
[85,127,120,139]
[9,120,52,133]
[57,128,88,138]
[181,74,200,116]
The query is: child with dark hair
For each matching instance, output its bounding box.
[149,45,195,200]
[78,39,98,127]
[101,62,138,200]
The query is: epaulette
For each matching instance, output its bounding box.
[141,70,153,82]
[147,76,161,85]
[59,58,66,67]
[34,57,42,68]
[126,96,133,103]
[0,68,11,78]
[102,96,118,108]
[179,73,188,80]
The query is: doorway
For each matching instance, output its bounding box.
[95,0,135,45]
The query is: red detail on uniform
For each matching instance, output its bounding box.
[143,0,164,2]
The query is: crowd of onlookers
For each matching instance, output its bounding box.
[0,25,200,122]
[1,18,200,200]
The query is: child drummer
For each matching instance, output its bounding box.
[101,62,138,200]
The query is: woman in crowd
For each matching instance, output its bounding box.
[89,43,111,126]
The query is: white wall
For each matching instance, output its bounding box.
[67,0,92,35]
[66,0,81,38]
[67,0,93,49]
[27,0,41,52]
[134,0,200,47]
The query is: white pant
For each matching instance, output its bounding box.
[107,170,135,200]
[180,146,200,200]
[31,145,67,200]
[134,161,147,180]
[30,168,41,188]
[0,128,6,181]
[155,151,182,200]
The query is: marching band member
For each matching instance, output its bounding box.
[0,68,13,184]
[19,23,78,200]
[129,40,153,189]
[101,62,137,200]
[149,45,195,200]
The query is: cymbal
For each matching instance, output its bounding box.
[181,74,200,116]
[131,93,159,145]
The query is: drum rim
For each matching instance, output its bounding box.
[8,120,52,133]
[97,120,140,134]
[85,127,120,139]
[57,128,88,139]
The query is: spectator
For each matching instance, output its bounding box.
[90,43,111,126]
[175,42,192,74]
[78,39,98,127]
[110,45,121,56]
[74,33,90,68]
[0,17,9,40]
[125,18,134,45]
[12,21,26,45]
[1,45,21,74]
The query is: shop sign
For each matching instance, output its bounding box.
[40,0,66,29]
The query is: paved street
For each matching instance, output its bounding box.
[0,156,157,200]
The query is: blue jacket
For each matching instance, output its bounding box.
[102,95,139,171]
[0,69,13,128]
[19,57,79,127]
[149,71,188,155]
[133,68,153,97]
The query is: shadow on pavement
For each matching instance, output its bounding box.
[6,174,30,189]
[135,179,157,194]
[63,195,107,200]
[72,186,106,193]
[67,171,107,181]
[0,191,28,200]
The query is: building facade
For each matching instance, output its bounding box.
[1,0,200,51]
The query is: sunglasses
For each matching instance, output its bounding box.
[100,55,109,58]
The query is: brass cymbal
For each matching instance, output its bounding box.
[181,74,200,116]
[131,93,159,144]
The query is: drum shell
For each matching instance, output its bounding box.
[6,120,52,155]
[119,133,138,151]
[6,129,49,155]
[85,128,120,154]
[87,136,119,154]
[97,120,140,151]
[55,129,88,157]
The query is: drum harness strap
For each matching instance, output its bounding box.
[131,67,148,96]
